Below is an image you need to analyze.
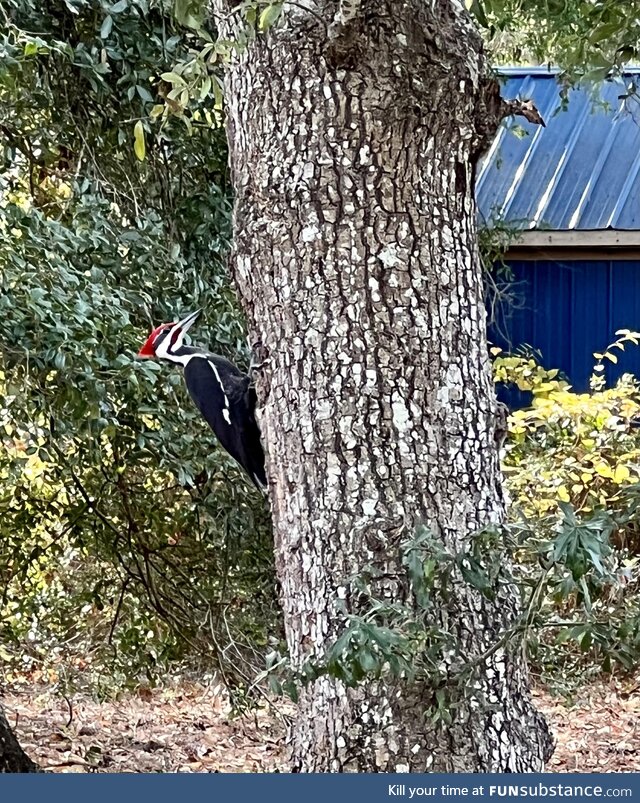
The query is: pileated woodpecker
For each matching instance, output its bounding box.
[138,310,267,492]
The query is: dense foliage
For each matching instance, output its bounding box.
[496,340,640,529]
[496,342,640,682]
[0,0,275,697]
[472,0,640,82]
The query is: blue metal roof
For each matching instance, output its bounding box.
[476,70,640,231]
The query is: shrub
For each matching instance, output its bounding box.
[494,336,640,549]
[492,334,640,679]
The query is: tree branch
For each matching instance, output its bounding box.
[474,76,546,157]
[502,97,546,127]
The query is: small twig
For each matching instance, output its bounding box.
[477,78,546,155]
[503,97,546,127]
[108,578,130,646]
[48,438,123,540]
[63,695,73,729]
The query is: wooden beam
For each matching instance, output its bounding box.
[513,230,640,248]
[506,246,640,261]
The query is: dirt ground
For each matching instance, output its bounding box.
[2,679,638,772]
[532,681,640,772]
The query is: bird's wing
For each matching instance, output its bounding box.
[183,356,266,489]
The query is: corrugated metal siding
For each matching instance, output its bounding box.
[476,73,640,231]
[489,260,640,404]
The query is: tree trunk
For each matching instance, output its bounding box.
[216,0,553,771]
[0,706,39,772]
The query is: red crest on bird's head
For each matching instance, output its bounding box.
[138,323,175,358]
[137,310,202,360]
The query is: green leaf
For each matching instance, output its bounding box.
[283,679,299,702]
[584,66,612,83]
[578,576,592,615]
[258,3,282,32]
[100,15,113,38]
[212,76,224,110]
[160,72,187,86]
[558,501,577,525]
[358,648,378,673]
[589,22,622,44]
[109,0,128,12]
[555,628,572,645]
[136,85,154,103]
[199,75,212,100]
[468,0,488,28]
[456,554,494,598]
[173,0,203,31]
[133,120,146,161]
[61,0,80,14]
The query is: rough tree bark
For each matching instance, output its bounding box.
[214,0,554,771]
[0,706,39,772]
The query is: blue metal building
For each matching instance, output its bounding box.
[477,68,640,399]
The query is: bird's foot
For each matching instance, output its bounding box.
[247,336,270,378]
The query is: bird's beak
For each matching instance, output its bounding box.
[176,309,201,335]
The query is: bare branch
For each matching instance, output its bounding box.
[475,77,546,157]
[503,97,546,127]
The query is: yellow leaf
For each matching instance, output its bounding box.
[580,472,593,484]
[558,485,570,502]
[613,465,630,484]
[594,463,613,479]
[134,120,146,161]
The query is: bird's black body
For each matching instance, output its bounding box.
[181,348,267,490]
[138,312,267,492]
